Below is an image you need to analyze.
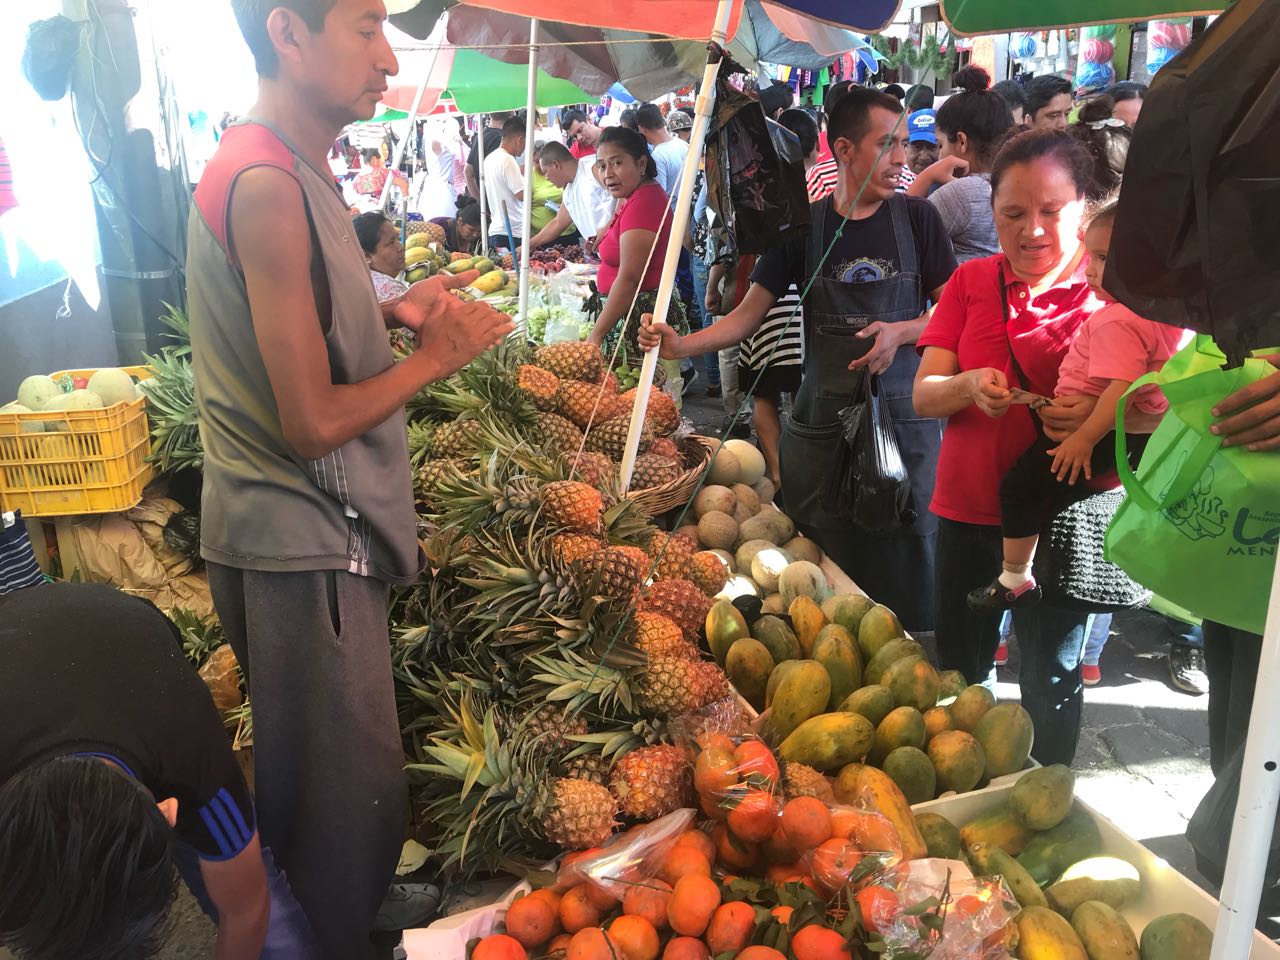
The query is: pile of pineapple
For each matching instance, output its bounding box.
[393,339,739,876]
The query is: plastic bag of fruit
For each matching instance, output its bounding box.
[669,699,783,811]
[552,808,697,900]
[868,858,1020,959]
[787,802,904,896]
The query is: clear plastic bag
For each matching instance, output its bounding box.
[553,808,697,900]
[873,858,1020,959]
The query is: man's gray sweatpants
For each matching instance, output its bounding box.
[208,564,406,960]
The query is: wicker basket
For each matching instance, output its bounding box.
[626,434,715,518]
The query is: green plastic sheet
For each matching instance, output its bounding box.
[443,48,594,112]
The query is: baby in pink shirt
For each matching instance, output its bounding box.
[969,199,1188,612]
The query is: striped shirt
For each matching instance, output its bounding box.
[807,155,838,201]
[740,285,805,372]
[0,512,44,595]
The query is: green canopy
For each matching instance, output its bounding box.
[942,0,1220,35]
[443,48,594,113]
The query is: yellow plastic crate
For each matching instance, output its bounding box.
[0,366,156,517]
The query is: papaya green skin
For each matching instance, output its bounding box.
[883,655,941,713]
[869,706,926,765]
[857,604,905,663]
[766,660,831,741]
[827,594,875,636]
[813,624,862,710]
[1048,856,1141,915]
[706,600,751,666]
[914,812,962,860]
[725,638,775,711]
[1017,805,1105,887]
[936,669,968,703]
[969,841,1048,909]
[949,684,996,732]
[1011,763,1076,830]
[777,711,875,772]
[1071,901,1139,960]
[765,659,801,709]
[926,729,986,794]
[862,638,925,686]
[881,746,936,805]
[839,685,895,727]
[973,702,1035,778]
[1138,913,1212,960]
[960,808,1034,857]
[754,615,801,664]
[1017,905,1088,960]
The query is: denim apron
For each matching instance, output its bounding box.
[779,195,942,630]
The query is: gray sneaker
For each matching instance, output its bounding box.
[1169,643,1208,696]
[374,883,442,932]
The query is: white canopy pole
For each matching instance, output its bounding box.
[478,116,489,250]
[379,69,430,213]
[1211,556,1280,959]
[517,18,541,335]
[618,0,733,493]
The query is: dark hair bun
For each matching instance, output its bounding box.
[455,195,478,212]
[1077,95,1116,125]
[953,65,991,94]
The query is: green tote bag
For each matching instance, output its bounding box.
[1105,336,1280,635]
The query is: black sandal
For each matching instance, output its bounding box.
[967,577,1042,613]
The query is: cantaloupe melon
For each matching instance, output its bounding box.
[736,538,775,574]
[778,560,829,608]
[697,511,739,551]
[723,439,766,484]
[783,536,823,565]
[16,376,62,411]
[47,390,104,411]
[87,368,137,407]
[707,444,741,486]
[693,484,736,518]
[751,547,792,592]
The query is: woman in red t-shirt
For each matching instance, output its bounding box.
[584,127,685,367]
[913,130,1160,766]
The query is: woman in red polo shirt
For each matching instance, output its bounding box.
[913,130,1157,766]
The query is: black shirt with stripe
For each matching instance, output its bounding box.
[0,582,255,860]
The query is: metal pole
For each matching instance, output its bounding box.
[517,18,541,335]
[380,70,431,212]
[1211,551,1280,958]
[478,115,490,250]
[618,0,733,493]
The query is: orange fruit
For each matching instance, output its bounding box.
[694,748,739,797]
[566,926,619,960]
[771,904,793,925]
[583,881,618,911]
[700,793,727,821]
[674,829,717,866]
[811,839,865,894]
[662,936,712,960]
[712,822,759,871]
[698,732,737,754]
[556,848,605,891]
[726,789,778,844]
[763,824,799,864]
[667,873,722,937]
[854,885,899,935]
[951,894,986,921]
[622,879,673,930]
[526,888,563,915]
[705,901,755,955]
[504,895,559,948]
[548,933,573,954]
[764,861,806,884]
[780,797,833,851]
[608,915,660,960]
[472,933,528,960]
[828,809,859,840]
[846,811,902,859]
[736,948,787,960]
[791,925,854,960]
[559,884,604,933]
[658,845,712,886]
[733,740,780,786]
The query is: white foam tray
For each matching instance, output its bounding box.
[914,782,1280,957]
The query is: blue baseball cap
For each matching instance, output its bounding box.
[908,109,937,144]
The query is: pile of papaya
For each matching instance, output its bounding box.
[707,593,1036,803]
[915,764,1214,960]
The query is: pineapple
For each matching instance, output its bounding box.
[557,379,622,428]
[784,762,836,803]
[585,415,653,461]
[536,412,584,457]
[632,612,697,661]
[566,751,614,785]
[610,745,692,820]
[637,656,723,716]
[542,777,618,850]
[621,386,680,435]
[550,532,603,568]
[415,458,468,503]
[517,365,560,411]
[536,341,603,382]
[647,530,696,582]
[597,370,621,395]
[430,419,482,458]
[450,251,473,262]
[521,703,589,762]
[575,545,650,602]
[569,451,613,488]
[688,551,730,596]
[542,480,605,533]
[631,452,683,490]
[648,437,681,463]
[641,578,713,642]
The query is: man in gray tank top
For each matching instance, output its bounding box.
[188,3,513,956]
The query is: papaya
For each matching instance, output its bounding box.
[725,638,775,711]
[914,812,962,860]
[1016,905,1088,960]
[1138,913,1212,960]
[789,595,826,657]
[950,684,996,732]
[1011,764,1076,830]
[812,624,862,709]
[960,807,1034,857]
[824,593,875,636]
[765,659,801,709]
[754,615,801,664]
[766,660,831,741]
[881,746,936,805]
[926,730,986,794]
[936,669,968,704]
[1047,857,1141,915]
[443,257,477,274]
[839,684,895,727]
[863,638,925,686]
[922,706,954,741]
[857,604,904,663]
[1071,901,1139,960]
[472,257,496,275]
[973,702,1035,779]
[832,763,928,860]
[870,706,926,765]
[706,600,751,666]
[1017,805,1104,887]
[778,711,874,772]
[883,655,941,712]
[968,841,1047,909]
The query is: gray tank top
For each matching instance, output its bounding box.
[187,120,420,584]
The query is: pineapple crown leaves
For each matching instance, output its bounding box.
[527,648,640,718]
